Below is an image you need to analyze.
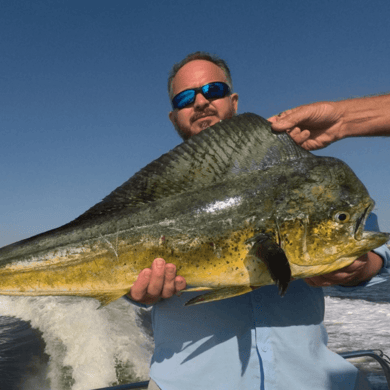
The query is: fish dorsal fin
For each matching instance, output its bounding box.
[208,113,312,175]
[74,113,312,222]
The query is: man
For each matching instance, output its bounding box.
[129,52,390,390]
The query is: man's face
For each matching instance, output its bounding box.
[169,60,238,139]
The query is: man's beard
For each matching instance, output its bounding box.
[173,122,191,141]
[174,104,237,141]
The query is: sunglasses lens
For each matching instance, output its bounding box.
[203,82,229,99]
[172,90,195,109]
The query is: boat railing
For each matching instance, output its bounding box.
[339,349,390,389]
[91,349,390,390]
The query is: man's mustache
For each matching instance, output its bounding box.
[191,109,217,124]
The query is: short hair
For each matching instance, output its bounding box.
[168,51,233,100]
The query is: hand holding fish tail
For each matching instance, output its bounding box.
[304,251,384,287]
[128,258,187,305]
[267,102,343,151]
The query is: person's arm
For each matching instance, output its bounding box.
[127,258,187,305]
[268,94,390,150]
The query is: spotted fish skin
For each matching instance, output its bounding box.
[0,114,388,306]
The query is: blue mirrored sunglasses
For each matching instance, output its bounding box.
[171,82,231,110]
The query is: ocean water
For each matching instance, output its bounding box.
[323,280,390,390]
[0,297,153,390]
[0,279,389,390]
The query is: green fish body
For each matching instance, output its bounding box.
[0,114,388,306]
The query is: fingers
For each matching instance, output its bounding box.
[175,275,187,293]
[268,108,303,131]
[145,258,168,299]
[286,128,311,146]
[129,258,186,304]
[305,258,369,287]
[161,263,177,299]
[129,268,152,301]
[268,110,313,147]
[160,265,187,298]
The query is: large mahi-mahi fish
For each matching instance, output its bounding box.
[0,114,388,306]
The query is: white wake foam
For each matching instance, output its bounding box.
[0,296,153,390]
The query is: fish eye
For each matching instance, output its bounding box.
[334,212,350,223]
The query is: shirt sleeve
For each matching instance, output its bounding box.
[364,243,390,284]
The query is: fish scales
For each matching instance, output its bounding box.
[0,113,388,306]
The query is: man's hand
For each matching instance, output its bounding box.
[128,258,187,305]
[268,102,344,151]
[305,251,383,287]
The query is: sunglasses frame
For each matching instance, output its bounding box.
[171,82,231,110]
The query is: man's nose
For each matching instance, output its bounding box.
[194,92,209,109]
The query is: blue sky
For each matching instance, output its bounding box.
[1,0,389,246]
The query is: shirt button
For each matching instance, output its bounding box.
[261,345,268,352]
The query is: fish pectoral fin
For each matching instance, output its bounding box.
[252,233,291,297]
[184,286,254,306]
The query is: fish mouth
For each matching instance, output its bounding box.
[354,203,373,240]
[354,202,390,246]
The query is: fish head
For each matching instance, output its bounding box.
[278,157,389,277]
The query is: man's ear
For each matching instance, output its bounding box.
[231,93,239,113]
[169,110,176,127]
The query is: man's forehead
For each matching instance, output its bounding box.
[171,59,227,94]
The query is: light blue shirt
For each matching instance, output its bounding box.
[145,214,390,390]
